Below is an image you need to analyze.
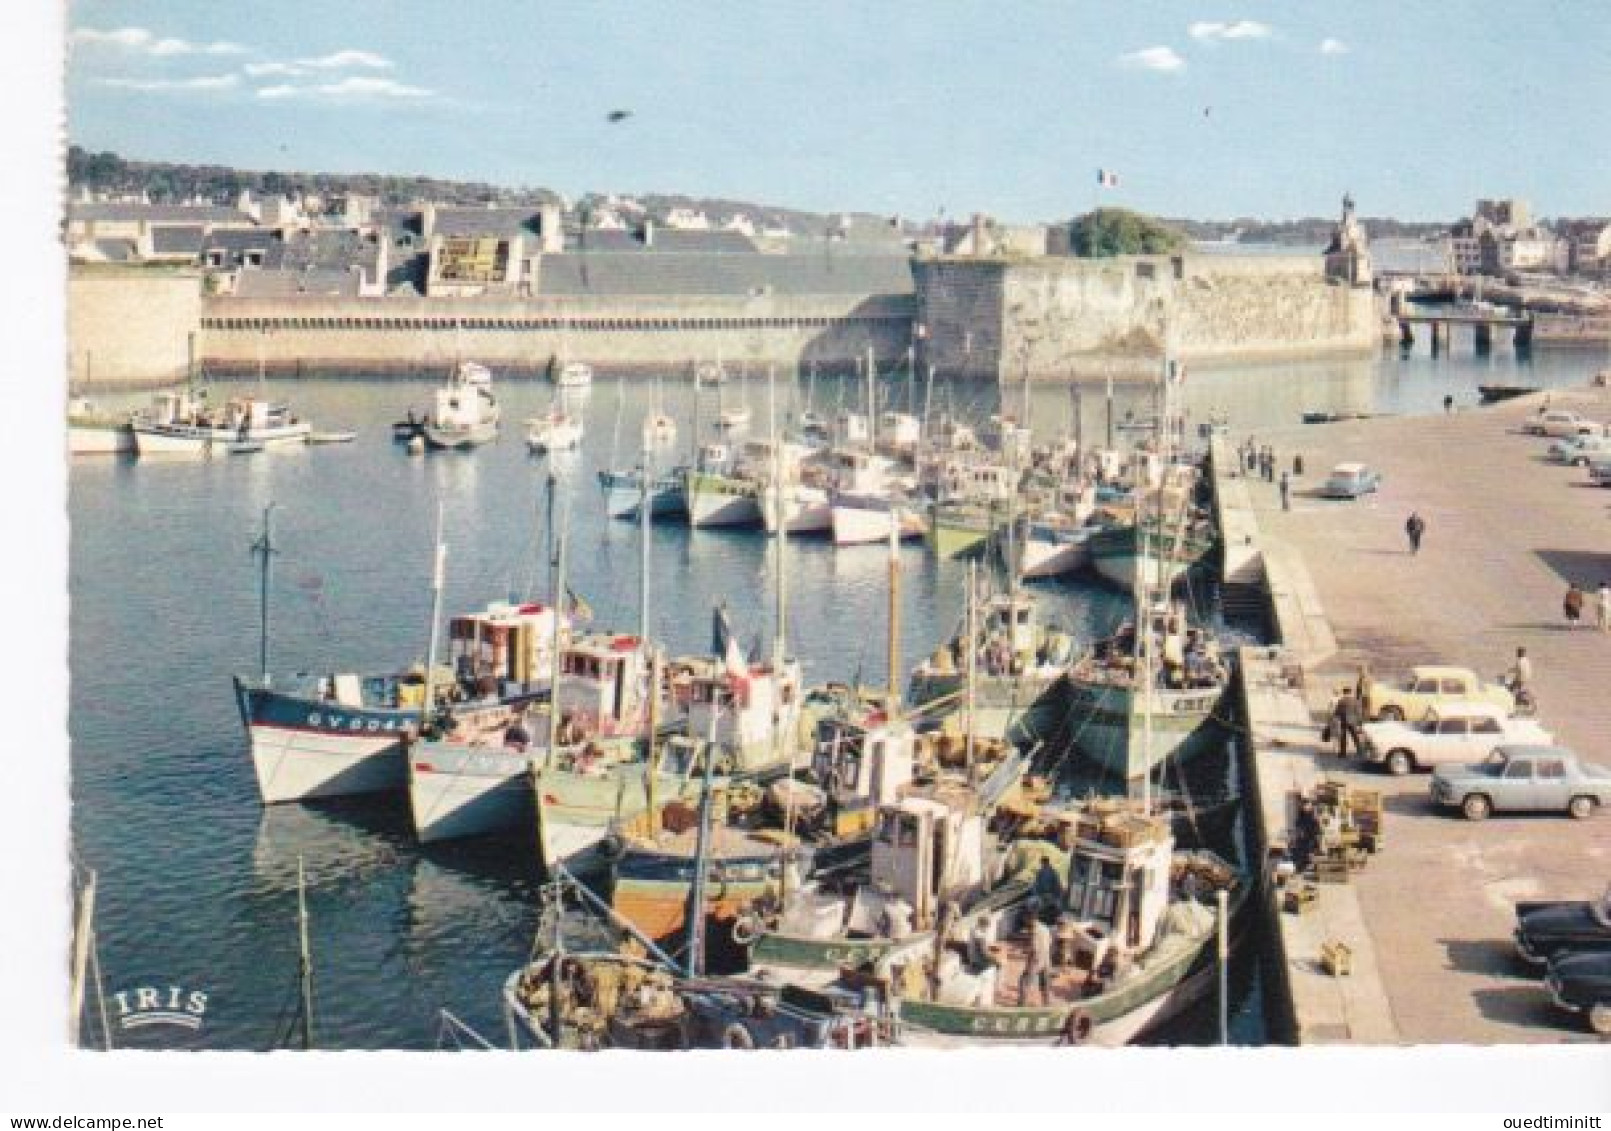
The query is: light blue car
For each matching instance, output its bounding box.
[1317,462,1382,499]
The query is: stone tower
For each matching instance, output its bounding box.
[1324,193,1373,287]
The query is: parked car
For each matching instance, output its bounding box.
[1429,745,1611,820]
[1360,705,1551,775]
[1588,456,1611,488]
[1544,950,1611,1035]
[1524,409,1599,438]
[1316,462,1382,499]
[1364,665,1515,722]
[1515,886,1611,966]
[1546,433,1611,466]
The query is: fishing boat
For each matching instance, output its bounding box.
[526,407,584,453]
[1064,597,1229,782]
[893,804,1244,1047]
[682,442,763,529]
[67,397,135,455]
[1087,509,1216,592]
[1019,512,1098,579]
[598,468,685,520]
[423,361,501,449]
[232,507,563,803]
[552,360,594,389]
[906,573,1075,746]
[132,389,312,457]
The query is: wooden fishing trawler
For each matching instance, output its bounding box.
[422,361,501,449]
[893,803,1244,1047]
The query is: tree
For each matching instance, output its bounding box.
[1070,208,1187,258]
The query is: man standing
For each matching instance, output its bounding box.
[1019,910,1054,1007]
[1331,687,1364,757]
[1598,581,1611,633]
[1279,471,1291,511]
[1564,583,1585,629]
[1405,512,1426,555]
[1507,647,1532,697]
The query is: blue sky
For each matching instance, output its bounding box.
[62,1,1610,223]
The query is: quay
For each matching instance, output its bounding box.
[1211,385,1611,1044]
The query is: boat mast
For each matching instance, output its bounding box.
[69,869,97,1047]
[865,344,877,451]
[419,502,447,738]
[887,515,902,716]
[544,517,569,771]
[964,560,978,784]
[250,503,278,685]
[685,706,719,978]
[769,367,788,669]
[638,431,652,653]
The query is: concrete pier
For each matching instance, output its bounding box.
[1209,388,1611,1043]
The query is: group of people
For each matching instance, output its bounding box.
[1239,439,1289,484]
[1562,581,1611,631]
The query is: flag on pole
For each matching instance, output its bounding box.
[711,604,746,676]
[1097,169,1120,188]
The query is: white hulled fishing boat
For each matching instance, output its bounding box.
[133,389,311,456]
[423,361,501,449]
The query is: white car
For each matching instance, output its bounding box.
[1360,704,1553,775]
[1526,410,1601,438]
[1548,434,1611,466]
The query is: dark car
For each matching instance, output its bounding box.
[1544,950,1611,1035]
[1515,887,1611,966]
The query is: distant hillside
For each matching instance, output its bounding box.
[1165,214,1451,244]
[65,146,896,238]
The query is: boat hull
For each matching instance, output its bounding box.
[1063,678,1224,780]
[134,422,311,457]
[68,421,135,455]
[761,488,832,535]
[611,846,783,955]
[424,421,499,450]
[407,743,535,843]
[830,494,925,546]
[685,472,762,528]
[599,472,686,520]
[1021,529,1093,579]
[534,763,702,874]
[897,886,1248,1048]
[233,677,415,803]
[905,673,1068,746]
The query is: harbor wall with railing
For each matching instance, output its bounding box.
[916,254,1380,382]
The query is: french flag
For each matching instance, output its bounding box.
[1097,169,1120,188]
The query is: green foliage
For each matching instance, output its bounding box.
[1070,208,1188,258]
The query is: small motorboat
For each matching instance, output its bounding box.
[527,409,584,453]
[307,431,357,445]
[1478,384,1543,404]
[228,440,266,455]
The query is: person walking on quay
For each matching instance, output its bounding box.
[1443,394,1454,414]
[1330,687,1364,757]
[1354,662,1374,709]
[1564,582,1585,628]
[1279,471,1291,511]
[1404,512,1426,555]
[1598,580,1611,633]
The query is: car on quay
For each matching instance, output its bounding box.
[1514,885,1611,967]
[1543,950,1611,1035]
[1588,456,1611,488]
[1546,433,1611,466]
[1429,745,1611,821]
[1359,704,1552,775]
[1364,665,1515,722]
[1523,408,1600,438]
[1316,462,1382,499]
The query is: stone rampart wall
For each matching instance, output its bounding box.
[67,269,204,389]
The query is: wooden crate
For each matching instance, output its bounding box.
[1321,940,1353,977]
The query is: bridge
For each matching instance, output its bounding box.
[1391,302,1534,355]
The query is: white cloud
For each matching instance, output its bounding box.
[93,74,240,92]
[256,76,432,101]
[1189,20,1272,42]
[71,26,245,56]
[244,62,306,78]
[1320,38,1350,55]
[1118,46,1186,72]
[295,50,393,70]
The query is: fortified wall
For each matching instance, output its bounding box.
[68,268,204,388]
[915,254,1378,382]
[194,292,914,380]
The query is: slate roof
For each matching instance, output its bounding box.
[565,228,758,254]
[150,226,205,256]
[432,207,544,241]
[70,202,256,227]
[537,252,913,297]
[233,269,365,298]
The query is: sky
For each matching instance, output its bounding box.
[59,1,1611,224]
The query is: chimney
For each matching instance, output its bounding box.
[643,218,655,248]
[972,212,987,258]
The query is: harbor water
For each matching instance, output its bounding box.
[68,345,1599,1049]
